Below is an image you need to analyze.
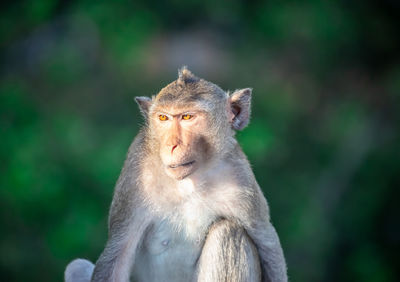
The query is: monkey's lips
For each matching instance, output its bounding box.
[168,160,195,169]
[165,160,196,179]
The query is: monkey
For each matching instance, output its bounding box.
[65,67,288,282]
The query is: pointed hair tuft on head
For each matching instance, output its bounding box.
[177,66,199,86]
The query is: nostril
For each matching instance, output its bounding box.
[171,145,178,154]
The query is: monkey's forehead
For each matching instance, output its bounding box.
[155,79,227,103]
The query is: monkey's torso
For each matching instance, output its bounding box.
[132,218,206,281]
[132,161,247,282]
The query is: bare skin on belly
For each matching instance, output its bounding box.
[132,219,204,282]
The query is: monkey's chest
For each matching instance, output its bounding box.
[132,217,211,282]
[132,180,222,281]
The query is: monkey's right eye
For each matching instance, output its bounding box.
[159,115,168,121]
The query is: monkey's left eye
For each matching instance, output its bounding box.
[182,114,193,120]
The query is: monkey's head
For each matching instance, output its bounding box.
[135,67,252,180]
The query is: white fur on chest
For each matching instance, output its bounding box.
[144,160,246,240]
[174,178,216,240]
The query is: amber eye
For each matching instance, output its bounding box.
[182,114,192,120]
[159,114,168,121]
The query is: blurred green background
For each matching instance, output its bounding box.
[1,0,400,281]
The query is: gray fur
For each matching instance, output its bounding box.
[196,219,261,282]
[177,66,200,86]
[65,68,287,282]
[156,67,227,110]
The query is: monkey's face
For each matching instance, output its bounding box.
[150,105,213,180]
[135,68,251,180]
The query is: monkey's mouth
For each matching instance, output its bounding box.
[168,160,195,169]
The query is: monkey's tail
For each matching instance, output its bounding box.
[65,258,94,282]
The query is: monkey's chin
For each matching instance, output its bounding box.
[165,161,196,180]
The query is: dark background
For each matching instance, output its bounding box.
[1,0,399,281]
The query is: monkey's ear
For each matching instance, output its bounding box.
[229,88,252,130]
[135,96,152,118]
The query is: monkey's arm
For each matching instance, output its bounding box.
[196,219,261,282]
[250,221,287,282]
[241,189,288,282]
[91,204,150,282]
[91,136,152,282]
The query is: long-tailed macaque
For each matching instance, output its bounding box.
[65,68,288,282]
